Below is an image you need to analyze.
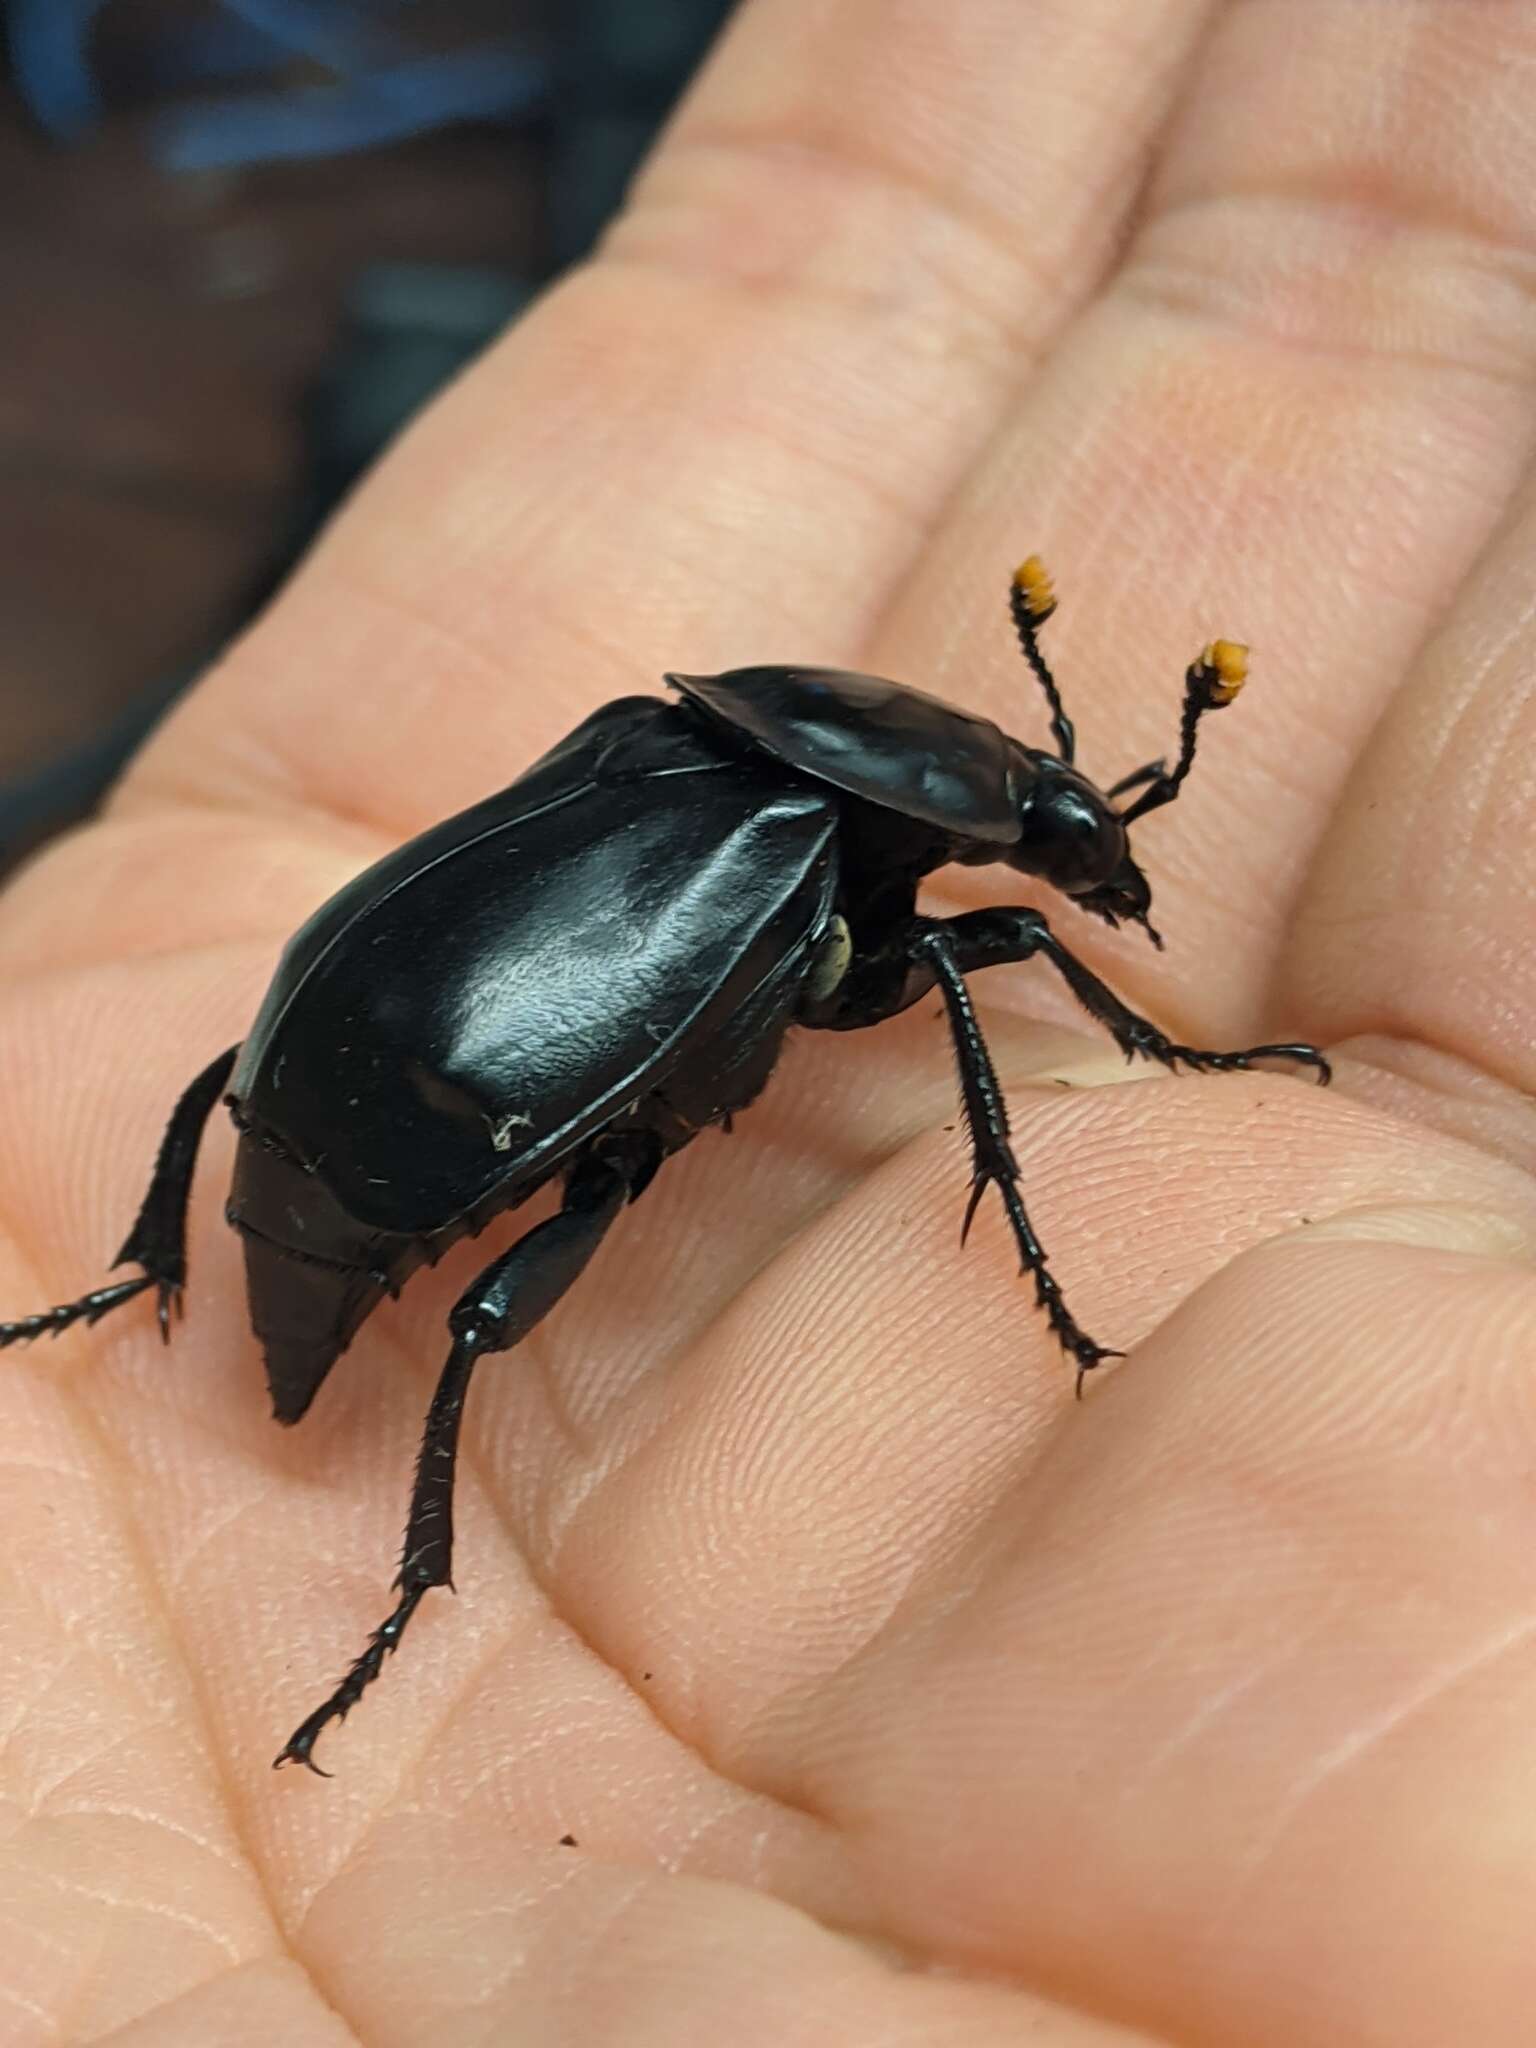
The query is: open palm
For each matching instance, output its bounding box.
[3,4,1535,2042]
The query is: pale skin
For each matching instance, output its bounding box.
[2,1,1535,2041]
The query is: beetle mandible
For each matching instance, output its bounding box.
[0,557,1329,1771]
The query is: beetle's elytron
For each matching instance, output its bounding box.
[0,559,1328,1770]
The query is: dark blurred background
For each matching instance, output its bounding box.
[0,0,737,872]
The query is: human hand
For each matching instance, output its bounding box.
[2,3,1534,2041]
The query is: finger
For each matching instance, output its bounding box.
[876,0,1536,1032]
[494,1060,1536,1750]
[1288,471,1536,1148]
[120,0,1225,838]
[743,1217,1536,2046]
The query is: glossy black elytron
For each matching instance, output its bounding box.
[0,557,1328,1771]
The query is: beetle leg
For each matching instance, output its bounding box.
[273,1131,657,1775]
[0,1045,238,1352]
[910,927,1121,1393]
[924,909,1331,1084]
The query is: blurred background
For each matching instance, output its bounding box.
[0,0,737,873]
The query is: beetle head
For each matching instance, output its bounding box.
[1007,755,1162,946]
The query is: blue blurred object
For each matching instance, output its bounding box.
[8,0,549,168]
[7,0,103,139]
[155,46,548,171]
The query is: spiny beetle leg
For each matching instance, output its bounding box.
[924,909,1331,1088]
[0,1273,156,1350]
[1118,1032,1333,1083]
[913,926,1120,1388]
[274,1132,657,1775]
[0,1046,238,1352]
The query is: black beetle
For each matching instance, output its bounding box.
[1,558,1328,1771]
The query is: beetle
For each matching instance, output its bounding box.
[0,557,1328,1771]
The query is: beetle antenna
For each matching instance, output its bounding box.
[1009,557,1075,763]
[1117,639,1248,827]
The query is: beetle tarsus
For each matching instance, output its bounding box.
[0,1273,157,1349]
[274,1583,430,1774]
[995,1171,1120,1380]
[1120,1029,1333,1086]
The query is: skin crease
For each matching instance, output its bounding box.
[1,0,1536,2041]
